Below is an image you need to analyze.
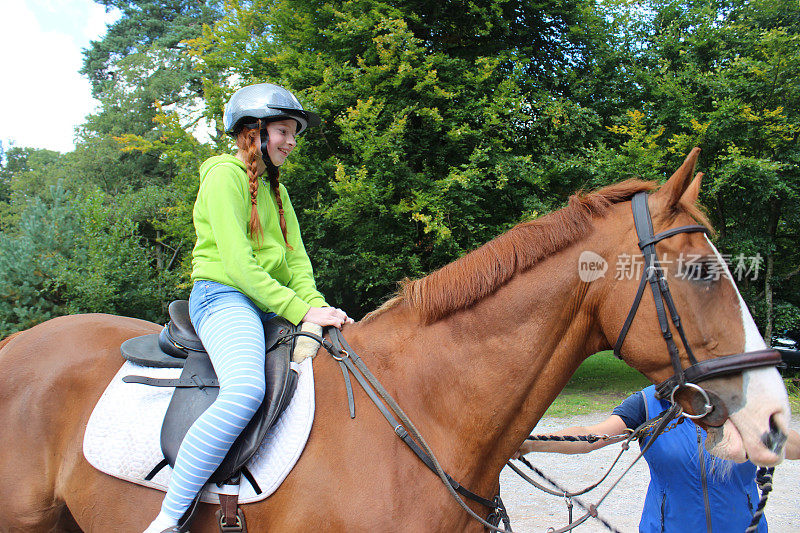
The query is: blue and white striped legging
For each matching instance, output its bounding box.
[160,280,273,519]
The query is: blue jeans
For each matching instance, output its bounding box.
[188,279,276,333]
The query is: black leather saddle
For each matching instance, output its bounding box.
[121,300,299,486]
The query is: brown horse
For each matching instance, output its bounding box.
[0,149,790,532]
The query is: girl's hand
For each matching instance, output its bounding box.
[302,306,354,328]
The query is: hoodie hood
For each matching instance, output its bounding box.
[199,154,245,183]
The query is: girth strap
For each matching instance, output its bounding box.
[217,493,245,532]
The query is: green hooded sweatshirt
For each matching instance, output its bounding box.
[191,154,327,324]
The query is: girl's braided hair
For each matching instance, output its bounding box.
[236,121,291,248]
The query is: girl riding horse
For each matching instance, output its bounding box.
[145,83,353,533]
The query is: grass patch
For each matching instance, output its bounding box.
[785,376,800,414]
[543,352,800,418]
[543,351,650,418]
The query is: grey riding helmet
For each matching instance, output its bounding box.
[223,83,321,136]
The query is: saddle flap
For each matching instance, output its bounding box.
[220,346,298,480]
[121,334,185,368]
[161,350,220,470]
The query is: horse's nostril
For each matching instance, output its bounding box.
[761,414,787,454]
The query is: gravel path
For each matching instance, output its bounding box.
[500,413,800,533]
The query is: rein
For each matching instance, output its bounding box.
[271,329,514,532]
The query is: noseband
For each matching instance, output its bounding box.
[613,192,781,422]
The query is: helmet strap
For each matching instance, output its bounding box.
[241,119,281,171]
[259,128,279,172]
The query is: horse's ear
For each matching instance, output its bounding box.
[655,147,701,207]
[679,172,703,206]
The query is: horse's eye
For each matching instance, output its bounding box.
[682,261,719,282]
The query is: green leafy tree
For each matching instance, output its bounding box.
[0,182,79,336]
[190,0,598,316]
[54,188,185,321]
[76,0,224,197]
[0,178,188,334]
[83,0,222,104]
[115,108,216,282]
[0,147,73,232]
[5,0,796,337]
[568,0,800,336]
[0,147,68,199]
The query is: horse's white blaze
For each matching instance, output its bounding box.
[705,237,790,465]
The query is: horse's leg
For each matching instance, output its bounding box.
[0,314,159,532]
[63,463,230,533]
[59,464,166,532]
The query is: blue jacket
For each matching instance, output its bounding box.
[634,386,766,533]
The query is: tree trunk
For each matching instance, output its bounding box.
[764,198,781,342]
[715,192,727,240]
[155,230,164,271]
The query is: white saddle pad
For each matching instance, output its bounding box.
[83,358,315,504]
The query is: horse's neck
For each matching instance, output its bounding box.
[348,241,608,491]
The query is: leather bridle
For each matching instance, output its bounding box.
[613,192,781,423]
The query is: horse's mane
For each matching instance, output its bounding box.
[366,179,665,324]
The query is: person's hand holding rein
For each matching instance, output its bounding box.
[303,306,354,328]
[514,415,630,457]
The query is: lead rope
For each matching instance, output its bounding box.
[509,404,682,533]
[508,432,633,499]
[511,456,623,533]
[745,466,774,533]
